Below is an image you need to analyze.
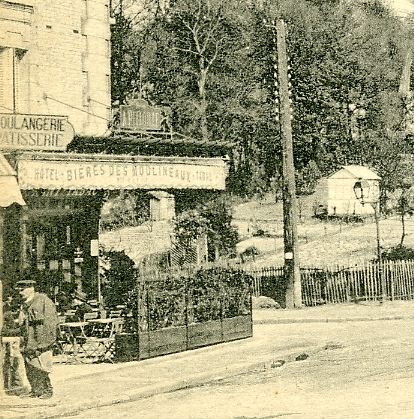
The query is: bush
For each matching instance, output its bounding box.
[100,248,137,309]
[99,249,252,332]
[252,296,281,309]
[190,268,251,321]
[240,246,260,263]
[138,267,252,331]
[144,274,187,331]
[381,245,414,261]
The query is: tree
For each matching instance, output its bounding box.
[100,191,150,231]
[174,209,210,245]
[100,249,136,309]
[173,209,210,266]
[110,1,166,106]
[142,0,278,196]
[263,0,406,174]
[228,0,407,196]
[295,160,322,196]
[396,186,414,246]
[111,0,408,200]
[173,194,239,262]
[295,160,322,220]
[111,11,142,106]
[145,0,250,142]
[198,195,239,259]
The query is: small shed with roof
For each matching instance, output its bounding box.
[325,165,381,216]
[149,191,175,221]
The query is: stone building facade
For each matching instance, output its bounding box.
[0,0,111,136]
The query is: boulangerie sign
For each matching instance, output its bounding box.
[0,114,74,151]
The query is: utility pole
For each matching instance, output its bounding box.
[0,279,4,396]
[274,20,302,308]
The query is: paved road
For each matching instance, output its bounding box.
[56,319,414,419]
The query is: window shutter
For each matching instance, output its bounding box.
[0,48,14,112]
[0,48,5,110]
[14,49,19,112]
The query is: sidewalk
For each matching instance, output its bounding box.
[254,299,414,323]
[2,300,414,419]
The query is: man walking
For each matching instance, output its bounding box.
[17,277,59,399]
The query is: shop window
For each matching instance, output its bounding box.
[62,260,71,270]
[49,260,59,270]
[36,233,45,261]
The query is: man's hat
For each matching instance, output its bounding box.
[15,279,36,288]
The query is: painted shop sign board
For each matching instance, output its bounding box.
[0,114,74,151]
[17,156,227,190]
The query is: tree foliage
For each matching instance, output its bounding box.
[111,0,410,199]
[174,209,210,244]
[100,191,150,231]
[100,249,137,309]
[264,0,407,172]
[144,0,250,141]
[173,194,239,260]
[198,195,239,259]
[111,11,142,106]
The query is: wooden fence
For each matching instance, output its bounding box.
[248,260,414,307]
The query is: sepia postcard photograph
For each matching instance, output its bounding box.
[2,0,414,418]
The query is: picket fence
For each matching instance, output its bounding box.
[248,260,414,307]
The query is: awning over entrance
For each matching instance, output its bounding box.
[0,152,26,207]
[16,152,228,191]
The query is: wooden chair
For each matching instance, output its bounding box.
[64,309,77,321]
[54,324,72,361]
[57,322,90,363]
[84,318,124,363]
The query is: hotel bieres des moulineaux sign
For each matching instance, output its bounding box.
[17,158,226,190]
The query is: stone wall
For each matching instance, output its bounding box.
[100,221,174,265]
